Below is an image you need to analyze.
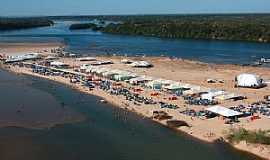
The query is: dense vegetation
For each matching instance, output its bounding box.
[226,128,270,145]
[0,18,53,31]
[2,14,270,42]
[53,14,270,42]
[69,23,102,30]
[100,14,270,42]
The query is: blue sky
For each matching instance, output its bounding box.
[0,0,270,16]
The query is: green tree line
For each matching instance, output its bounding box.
[100,14,270,43]
[0,18,54,31]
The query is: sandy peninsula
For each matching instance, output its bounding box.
[1,43,270,159]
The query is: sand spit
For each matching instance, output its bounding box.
[1,43,270,159]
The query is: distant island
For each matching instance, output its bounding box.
[63,14,270,43]
[0,17,53,31]
[69,23,103,30]
[99,14,270,43]
[2,14,270,43]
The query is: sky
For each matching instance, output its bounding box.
[0,0,270,16]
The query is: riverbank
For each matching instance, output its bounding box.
[1,44,270,159]
[0,42,64,55]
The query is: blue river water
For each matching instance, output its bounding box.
[0,20,270,64]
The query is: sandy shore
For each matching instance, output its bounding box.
[0,42,63,56]
[1,43,270,159]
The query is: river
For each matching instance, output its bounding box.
[0,20,270,64]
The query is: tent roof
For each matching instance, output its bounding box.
[50,61,67,66]
[206,106,243,117]
[164,83,183,90]
[236,73,262,87]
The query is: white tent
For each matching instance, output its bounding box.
[215,93,244,101]
[121,59,132,64]
[50,61,69,68]
[200,90,225,100]
[164,83,183,90]
[5,52,40,63]
[235,73,264,88]
[22,53,41,60]
[76,57,96,61]
[130,61,152,68]
[183,86,209,95]
[146,80,162,90]
[205,106,243,117]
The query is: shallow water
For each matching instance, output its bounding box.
[0,69,261,160]
[0,69,84,129]
[0,20,270,64]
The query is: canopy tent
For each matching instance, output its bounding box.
[112,73,137,81]
[121,59,133,64]
[183,86,209,95]
[21,53,41,60]
[146,80,162,90]
[235,73,265,88]
[50,61,69,68]
[5,52,40,63]
[76,57,96,61]
[205,106,243,117]
[164,83,184,90]
[200,90,225,101]
[215,93,245,101]
[80,64,92,68]
[130,61,152,68]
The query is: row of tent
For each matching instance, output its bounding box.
[79,64,243,101]
[4,53,41,63]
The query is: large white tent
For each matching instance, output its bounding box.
[205,106,243,117]
[235,73,264,88]
[130,61,152,68]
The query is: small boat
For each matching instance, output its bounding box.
[260,58,270,63]
[100,99,107,103]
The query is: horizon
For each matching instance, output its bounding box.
[2,12,270,18]
[0,0,270,17]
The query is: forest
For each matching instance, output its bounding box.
[0,18,53,31]
[99,14,270,43]
[2,14,270,43]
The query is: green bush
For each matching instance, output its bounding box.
[227,128,270,145]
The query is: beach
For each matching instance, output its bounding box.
[0,42,63,55]
[1,43,270,159]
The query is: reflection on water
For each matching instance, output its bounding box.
[0,69,261,160]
